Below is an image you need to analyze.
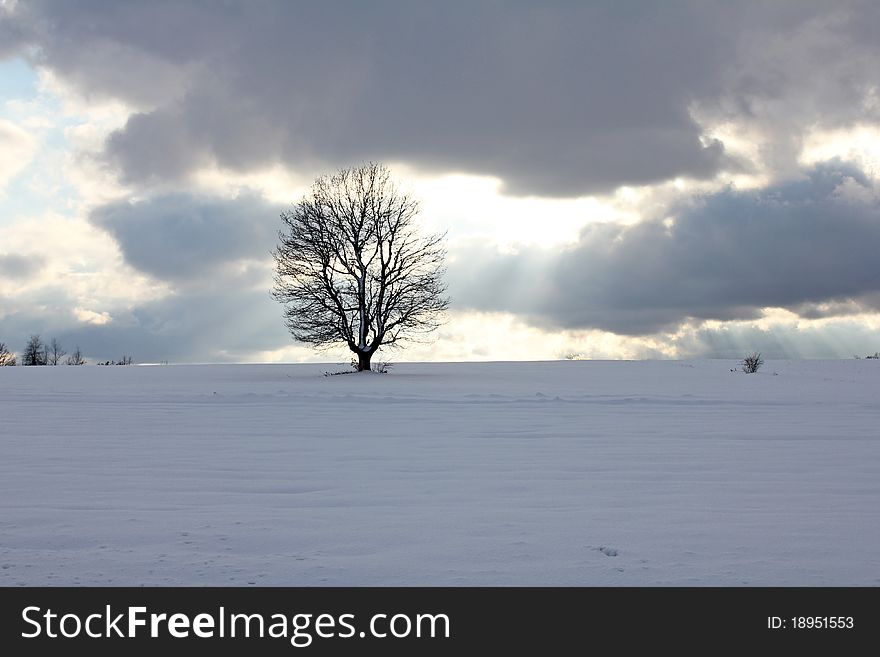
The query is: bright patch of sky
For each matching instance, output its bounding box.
[0,60,82,220]
[0,57,35,102]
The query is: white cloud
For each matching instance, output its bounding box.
[0,118,35,190]
[0,211,168,310]
[73,307,112,325]
[800,125,880,178]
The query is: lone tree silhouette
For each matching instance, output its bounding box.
[273,163,449,371]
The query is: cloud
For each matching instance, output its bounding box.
[0,0,784,195]
[0,3,29,60]
[90,192,284,281]
[450,164,880,334]
[0,263,288,363]
[59,190,290,361]
[0,118,36,189]
[692,2,880,177]
[0,252,44,279]
[61,264,291,363]
[8,2,880,196]
[73,307,112,325]
[670,318,880,360]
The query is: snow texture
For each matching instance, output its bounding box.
[1,360,878,586]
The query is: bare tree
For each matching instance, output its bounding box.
[742,352,764,374]
[22,335,47,366]
[66,346,86,366]
[273,163,449,371]
[0,342,16,366]
[47,338,66,366]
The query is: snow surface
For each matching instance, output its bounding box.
[1,360,878,586]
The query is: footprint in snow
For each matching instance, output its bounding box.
[595,546,618,557]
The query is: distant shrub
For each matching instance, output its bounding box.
[0,342,16,366]
[866,352,880,359]
[742,352,764,374]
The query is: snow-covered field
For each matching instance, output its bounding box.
[1,360,878,586]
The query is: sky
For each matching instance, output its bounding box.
[2,0,880,364]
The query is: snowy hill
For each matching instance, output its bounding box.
[1,360,878,585]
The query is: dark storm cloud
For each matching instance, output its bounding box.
[0,5,29,59]
[90,193,284,280]
[450,164,880,334]
[1,0,819,195]
[0,253,44,279]
[692,0,880,177]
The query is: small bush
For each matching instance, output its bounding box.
[66,346,86,366]
[742,352,764,374]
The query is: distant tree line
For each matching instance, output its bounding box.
[97,356,133,366]
[0,334,133,367]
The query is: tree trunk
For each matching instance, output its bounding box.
[357,351,372,372]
